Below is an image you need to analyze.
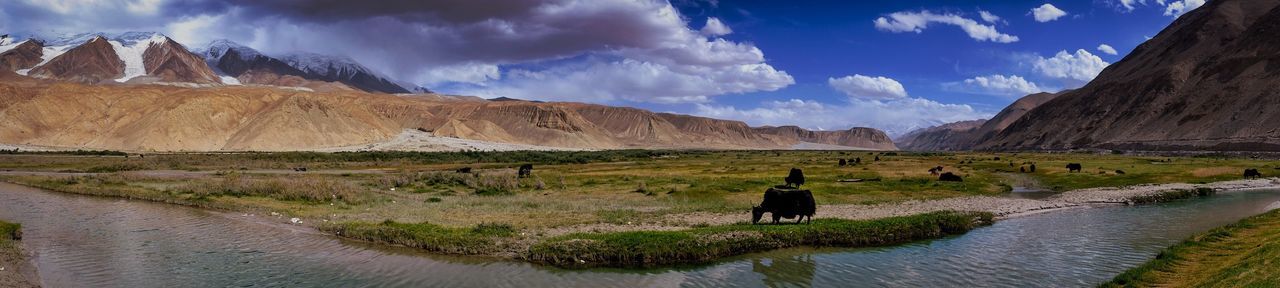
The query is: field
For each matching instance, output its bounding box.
[0,150,1274,267]
[1104,209,1280,287]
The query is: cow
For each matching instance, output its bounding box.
[1020,167,1026,173]
[1066,163,1083,173]
[1244,169,1263,179]
[938,172,963,182]
[874,156,881,162]
[1029,164,1037,173]
[928,166,943,176]
[785,168,806,188]
[1115,170,1126,175]
[455,167,473,173]
[839,159,847,167]
[518,164,533,178]
[752,187,816,224]
[293,167,308,172]
[854,158,862,164]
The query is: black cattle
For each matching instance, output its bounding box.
[1115,170,1126,175]
[752,187,816,224]
[1244,169,1263,179]
[1066,163,1083,173]
[1030,164,1036,173]
[1020,167,1026,173]
[938,172,963,182]
[293,167,308,172]
[456,167,472,173]
[874,156,881,161]
[854,158,862,164]
[839,159,847,166]
[785,168,806,188]
[518,164,533,178]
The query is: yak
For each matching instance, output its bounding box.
[1244,168,1263,179]
[1030,164,1036,173]
[1066,163,1083,173]
[1115,170,1126,175]
[456,167,473,173]
[752,187,816,224]
[785,168,806,188]
[839,159,847,166]
[518,164,534,178]
[938,172,963,182]
[928,166,944,176]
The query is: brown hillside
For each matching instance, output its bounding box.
[142,37,222,84]
[0,40,42,71]
[980,0,1280,151]
[753,126,898,150]
[28,37,124,83]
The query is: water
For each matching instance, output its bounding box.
[2,182,1279,287]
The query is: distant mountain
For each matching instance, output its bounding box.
[754,126,898,150]
[1,32,220,84]
[978,0,1280,151]
[279,52,409,94]
[896,91,1064,151]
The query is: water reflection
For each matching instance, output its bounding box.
[752,255,815,288]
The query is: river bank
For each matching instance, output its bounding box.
[0,220,37,288]
[1104,207,1280,287]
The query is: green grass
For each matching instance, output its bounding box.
[1103,209,1280,287]
[319,220,518,255]
[0,220,18,241]
[526,211,993,268]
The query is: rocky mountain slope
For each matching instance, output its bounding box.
[0,80,896,151]
[896,91,1064,151]
[978,0,1280,151]
[279,52,410,94]
[3,32,221,84]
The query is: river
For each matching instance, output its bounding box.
[2,182,1278,287]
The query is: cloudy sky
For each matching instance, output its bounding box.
[0,0,1207,135]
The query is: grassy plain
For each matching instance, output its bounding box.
[0,150,1273,267]
[1104,209,1280,287]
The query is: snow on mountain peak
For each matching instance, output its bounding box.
[203,39,262,62]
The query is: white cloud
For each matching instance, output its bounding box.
[1119,0,1144,11]
[411,62,501,85]
[450,57,793,103]
[1031,4,1068,22]
[1097,44,1119,55]
[954,74,1046,96]
[1033,49,1111,83]
[874,11,1019,43]
[978,10,1002,23]
[694,98,990,136]
[1164,0,1206,17]
[700,17,733,36]
[828,75,908,99]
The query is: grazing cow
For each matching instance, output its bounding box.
[1244,169,1263,179]
[938,172,963,182]
[518,164,534,178]
[1066,163,1083,173]
[456,167,472,173]
[785,168,806,188]
[839,159,847,167]
[752,188,816,224]
[1115,170,1126,175]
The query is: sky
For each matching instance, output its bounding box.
[0,0,1208,136]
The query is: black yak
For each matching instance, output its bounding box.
[1030,164,1036,173]
[1244,169,1263,179]
[785,168,805,188]
[839,159,847,166]
[752,187,815,224]
[939,172,963,182]
[1115,170,1126,175]
[1066,163,1083,173]
[456,167,473,173]
[293,167,308,172]
[518,164,533,178]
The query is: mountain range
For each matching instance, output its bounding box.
[0,32,897,152]
[900,0,1280,152]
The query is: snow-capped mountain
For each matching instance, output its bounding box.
[199,39,412,93]
[0,31,221,84]
[278,52,409,94]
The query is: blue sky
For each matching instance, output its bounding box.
[0,0,1206,135]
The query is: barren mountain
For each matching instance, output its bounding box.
[894,120,986,151]
[754,126,898,150]
[141,37,221,84]
[979,0,1280,151]
[0,80,894,152]
[27,36,124,83]
[280,52,410,94]
[201,40,406,93]
[0,40,42,71]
